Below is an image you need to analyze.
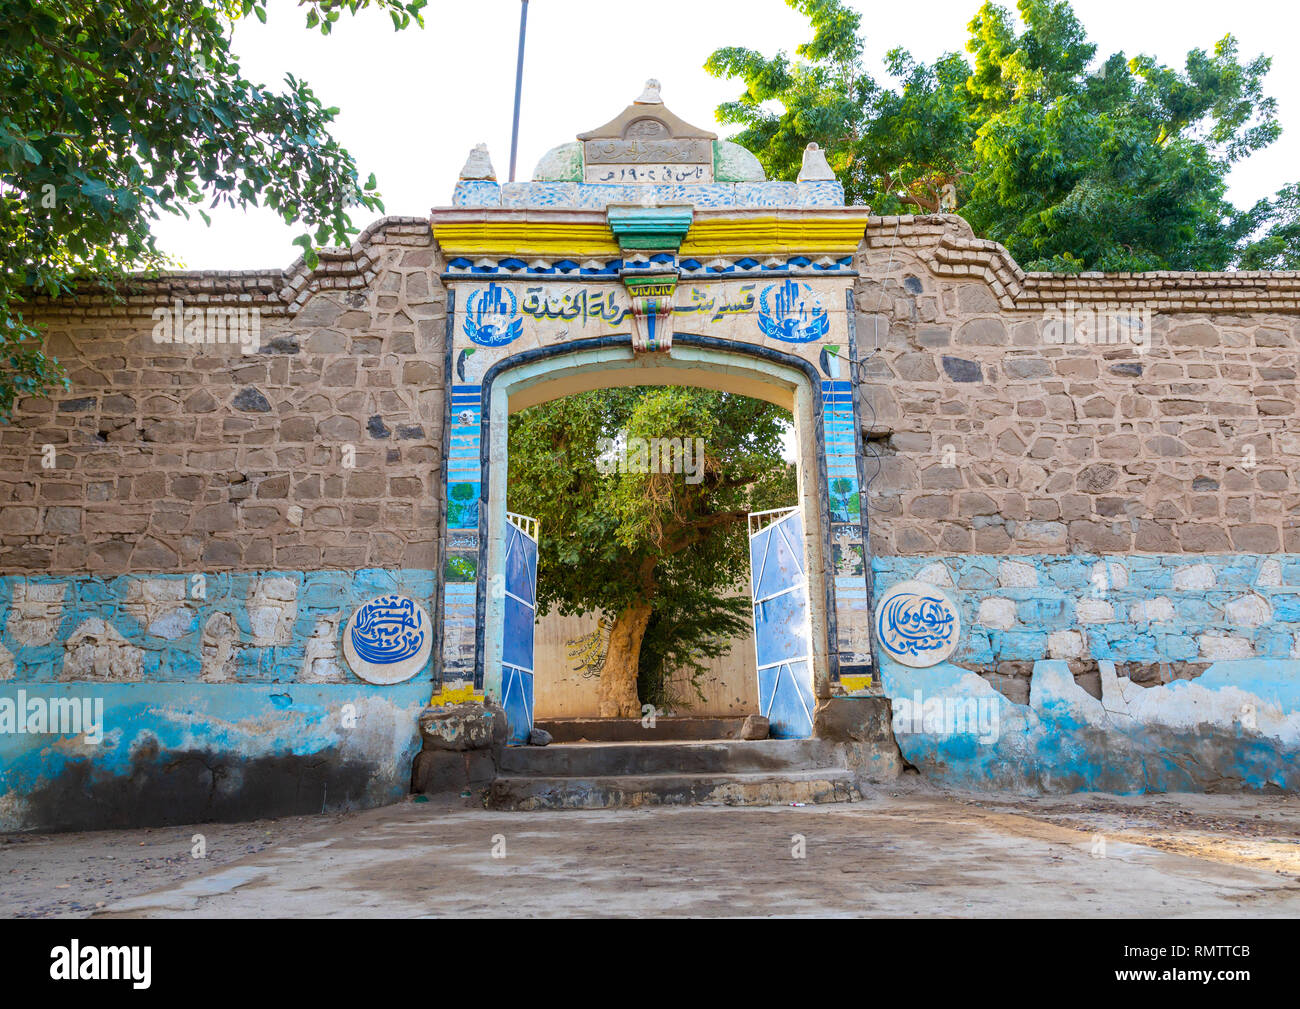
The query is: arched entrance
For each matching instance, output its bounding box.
[428,82,875,739]
[480,338,829,738]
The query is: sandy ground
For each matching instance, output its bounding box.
[0,813,347,919]
[5,784,1300,918]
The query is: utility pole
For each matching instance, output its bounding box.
[508,0,529,182]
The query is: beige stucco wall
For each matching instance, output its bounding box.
[532,607,758,718]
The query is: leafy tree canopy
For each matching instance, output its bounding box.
[706,0,1299,271]
[0,0,426,420]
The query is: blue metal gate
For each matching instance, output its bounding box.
[501,512,538,744]
[748,507,816,738]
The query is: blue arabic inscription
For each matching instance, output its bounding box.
[351,595,427,664]
[878,588,956,660]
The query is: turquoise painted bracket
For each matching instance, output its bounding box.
[605,205,695,252]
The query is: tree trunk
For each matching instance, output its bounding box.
[598,599,653,717]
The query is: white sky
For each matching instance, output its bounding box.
[151,0,1300,270]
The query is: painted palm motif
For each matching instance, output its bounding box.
[464,282,523,347]
[757,279,830,343]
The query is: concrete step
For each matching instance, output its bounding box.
[534,717,746,743]
[487,768,861,810]
[498,739,844,777]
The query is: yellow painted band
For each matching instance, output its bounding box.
[433,214,870,259]
[681,215,869,257]
[433,222,620,258]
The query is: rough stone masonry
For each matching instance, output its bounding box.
[855,215,1300,792]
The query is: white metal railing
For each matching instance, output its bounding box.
[506,511,539,542]
[748,505,800,538]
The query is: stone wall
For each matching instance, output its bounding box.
[1,217,446,576]
[0,218,447,831]
[6,206,1300,826]
[855,215,1300,792]
[0,569,431,831]
[855,214,1300,558]
[876,552,1300,689]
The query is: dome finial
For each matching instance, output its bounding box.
[635,79,663,104]
[459,143,497,181]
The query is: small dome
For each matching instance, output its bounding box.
[532,142,583,182]
[714,141,765,183]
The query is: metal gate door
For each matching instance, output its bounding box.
[748,507,816,738]
[501,512,538,744]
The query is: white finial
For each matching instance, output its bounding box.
[459,143,496,181]
[797,141,836,182]
[635,79,663,104]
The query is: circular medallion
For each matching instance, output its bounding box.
[874,580,961,668]
[343,594,432,684]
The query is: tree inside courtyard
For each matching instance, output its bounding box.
[507,387,795,718]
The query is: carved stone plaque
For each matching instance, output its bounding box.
[577,80,716,185]
[584,139,713,165]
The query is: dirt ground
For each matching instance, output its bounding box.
[5,783,1300,917]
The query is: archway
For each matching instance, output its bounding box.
[481,338,829,737]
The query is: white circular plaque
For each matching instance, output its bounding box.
[874,580,961,668]
[343,594,433,684]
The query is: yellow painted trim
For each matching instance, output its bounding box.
[839,674,874,693]
[433,214,870,260]
[429,683,486,706]
[433,222,620,258]
[681,215,870,257]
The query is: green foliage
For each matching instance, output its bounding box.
[706,0,1299,272]
[508,387,795,707]
[1239,183,1300,270]
[637,581,751,714]
[0,0,425,420]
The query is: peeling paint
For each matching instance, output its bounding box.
[880,655,1300,793]
[0,568,434,832]
[875,552,1300,793]
[0,682,428,832]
